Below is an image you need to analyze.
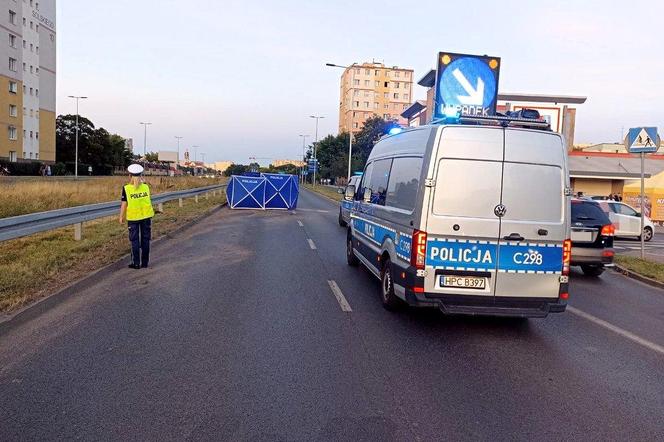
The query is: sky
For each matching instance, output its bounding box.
[56,0,664,165]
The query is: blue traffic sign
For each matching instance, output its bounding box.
[434,52,500,119]
[626,127,660,153]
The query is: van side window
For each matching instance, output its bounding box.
[385,157,422,211]
[367,159,392,206]
[359,162,374,200]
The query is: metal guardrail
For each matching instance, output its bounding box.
[0,184,227,242]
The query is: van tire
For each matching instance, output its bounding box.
[380,259,403,311]
[640,226,653,242]
[581,265,604,277]
[347,233,359,267]
[338,208,346,227]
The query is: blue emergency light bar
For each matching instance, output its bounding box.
[431,112,550,130]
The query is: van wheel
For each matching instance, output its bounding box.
[640,226,653,242]
[338,208,346,227]
[380,259,404,311]
[346,234,359,267]
[581,265,604,277]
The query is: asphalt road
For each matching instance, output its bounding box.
[614,233,664,261]
[1,190,663,441]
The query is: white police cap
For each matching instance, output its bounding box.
[127,164,144,175]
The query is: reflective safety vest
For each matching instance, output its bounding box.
[124,183,155,221]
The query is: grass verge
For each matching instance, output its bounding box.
[615,256,664,284]
[0,192,226,313]
[302,183,343,202]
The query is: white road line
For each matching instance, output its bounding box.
[297,220,304,227]
[567,306,664,356]
[328,280,352,312]
[307,238,317,250]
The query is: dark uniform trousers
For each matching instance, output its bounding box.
[128,218,152,267]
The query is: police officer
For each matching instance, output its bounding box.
[119,164,155,269]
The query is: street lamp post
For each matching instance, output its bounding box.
[140,122,152,157]
[67,95,88,178]
[174,136,183,170]
[299,134,309,184]
[326,62,356,181]
[309,115,324,186]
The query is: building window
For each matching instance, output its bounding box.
[393,93,399,99]
[364,80,369,86]
[22,17,25,26]
[30,0,34,7]
[8,126,17,141]
[30,131,33,138]
[404,72,410,78]
[35,67,39,74]
[35,88,38,96]
[403,83,409,90]
[36,132,38,139]
[8,81,17,93]
[404,94,409,100]
[395,82,400,88]
[375,70,379,76]
[384,82,389,87]
[23,107,26,115]
[9,33,16,47]
[30,65,33,73]
[30,43,33,51]
[9,57,17,71]
[29,152,33,158]
[36,46,38,54]
[353,79,360,86]
[36,110,39,119]
[383,114,390,119]
[9,104,17,117]
[35,152,39,159]
[365,69,370,75]
[23,85,26,94]
[30,21,33,30]
[375,81,380,87]
[363,101,369,108]
[383,93,388,98]
[22,39,25,48]
[36,2,40,10]
[403,104,408,110]
[9,10,16,25]
[395,71,400,77]
[9,151,17,162]
[374,102,379,109]
[35,24,38,32]
[29,109,33,117]
[29,87,33,95]
[353,101,359,107]
[353,122,359,128]
[22,62,26,71]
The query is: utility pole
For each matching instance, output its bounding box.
[67,95,87,178]
[309,115,324,186]
[174,136,183,170]
[299,134,309,184]
[140,122,152,157]
[326,62,356,181]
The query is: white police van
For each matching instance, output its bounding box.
[345,114,571,318]
[339,175,362,227]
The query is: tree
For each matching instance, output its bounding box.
[223,164,249,177]
[144,151,159,162]
[352,116,393,166]
[56,114,96,165]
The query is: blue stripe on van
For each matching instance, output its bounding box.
[351,216,411,261]
[426,239,563,274]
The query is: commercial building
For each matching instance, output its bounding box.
[205,161,233,173]
[402,69,586,150]
[337,62,414,134]
[0,0,56,163]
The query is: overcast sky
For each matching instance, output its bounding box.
[56,0,664,164]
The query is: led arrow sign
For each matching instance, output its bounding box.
[434,52,501,119]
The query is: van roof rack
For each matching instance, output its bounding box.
[431,114,551,131]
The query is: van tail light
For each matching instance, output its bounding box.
[562,239,572,276]
[601,224,615,236]
[411,230,427,270]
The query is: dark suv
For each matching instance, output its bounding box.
[570,199,615,276]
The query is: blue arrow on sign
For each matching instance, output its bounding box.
[434,52,500,120]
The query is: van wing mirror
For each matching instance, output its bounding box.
[344,185,356,201]
[363,188,372,203]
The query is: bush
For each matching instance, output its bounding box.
[0,160,43,176]
[53,162,67,176]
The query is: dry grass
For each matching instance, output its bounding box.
[0,191,226,313]
[302,183,343,202]
[0,176,226,218]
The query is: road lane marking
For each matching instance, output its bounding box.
[567,306,664,356]
[308,239,317,250]
[328,280,352,312]
[298,208,330,213]
[297,220,304,227]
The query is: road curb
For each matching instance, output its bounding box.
[612,264,664,290]
[0,202,227,334]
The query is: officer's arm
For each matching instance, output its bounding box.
[119,201,127,223]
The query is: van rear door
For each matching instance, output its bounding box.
[424,126,504,297]
[494,129,567,299]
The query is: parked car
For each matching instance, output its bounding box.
[570,199,614,277]
[596,201,655,241]
[338,175,361,227]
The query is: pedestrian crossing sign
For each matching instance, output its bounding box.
[626,127,660,153]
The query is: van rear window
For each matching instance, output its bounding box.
[501,163,563,222]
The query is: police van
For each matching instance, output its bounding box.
[338,175,362,227]
[344,114,571,318]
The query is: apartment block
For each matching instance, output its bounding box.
[0,0,56,163]
[337,62,413,134]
